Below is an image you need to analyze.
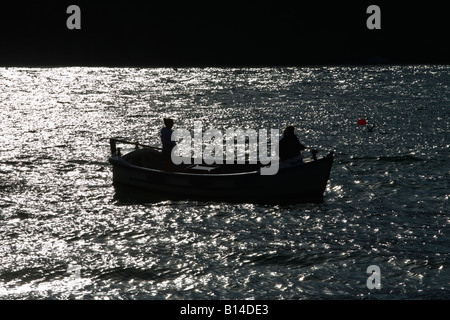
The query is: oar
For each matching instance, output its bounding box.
[110,138,162,155]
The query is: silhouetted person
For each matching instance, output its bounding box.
[161,118,176,170]
[367,123,376,132]
[278,125,306,161]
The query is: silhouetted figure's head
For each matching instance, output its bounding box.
[283,125,295,136]
[163,118,174,129]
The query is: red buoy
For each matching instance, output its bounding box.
[357,118,367,126]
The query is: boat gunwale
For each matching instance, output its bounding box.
[108,151,334,178]
[109,155,260,177]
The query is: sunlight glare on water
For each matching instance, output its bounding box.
[0,65,448,299]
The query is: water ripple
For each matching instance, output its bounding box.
[0,66,448,299]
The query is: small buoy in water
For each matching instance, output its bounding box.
[357,118,367,126]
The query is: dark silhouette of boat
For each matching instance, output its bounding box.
[108,139,334,203]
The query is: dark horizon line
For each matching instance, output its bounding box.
[1,61,449,69]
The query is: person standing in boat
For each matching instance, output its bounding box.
[161,118,176,170]
[277,125,306,162]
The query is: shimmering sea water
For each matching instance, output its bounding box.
[0,65,448,300]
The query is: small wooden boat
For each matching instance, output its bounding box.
[108,138,334,203]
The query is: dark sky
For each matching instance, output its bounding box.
[1,1,448,66]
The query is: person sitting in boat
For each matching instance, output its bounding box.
[277,125,306,162]
[161,118,176,170]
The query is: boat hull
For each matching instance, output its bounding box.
[109,151,334,203]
